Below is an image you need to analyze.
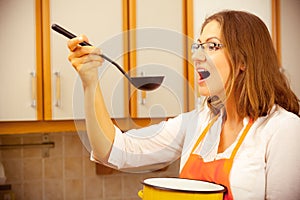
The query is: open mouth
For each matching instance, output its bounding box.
[197,68,210,80]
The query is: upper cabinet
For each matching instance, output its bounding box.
[0,0,127,122]
[47,0,193,120]
[46,0,126,120]
[0,0,42,121]
[0,0,195,129]
[129,0,191,118]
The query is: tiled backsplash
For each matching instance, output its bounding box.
[0,132,179,200]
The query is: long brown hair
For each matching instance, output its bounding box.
[202,10,299,119]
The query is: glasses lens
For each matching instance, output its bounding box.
[191,43,199,53]
[192,42,223,53]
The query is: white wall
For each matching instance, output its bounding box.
[193,0,272,39]
[280,0,300,99]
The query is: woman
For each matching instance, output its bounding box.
[67,10,300,199]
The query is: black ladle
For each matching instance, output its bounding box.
[51,24,164,91]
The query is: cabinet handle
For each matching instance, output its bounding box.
[30,71,36,108]
[54,72,61,107]
[140,72,146,105]
[141,91,147,105]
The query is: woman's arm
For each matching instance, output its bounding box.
[67,35,115,161]
[265,113,300,199]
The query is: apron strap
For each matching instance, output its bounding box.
[190,115,219,154]
[222,118,254,173]
[229,119,254,160]
[190,116,254,160]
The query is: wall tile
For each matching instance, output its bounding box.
[22,134,41,143]
[44,157,63,179]
[0,132,180,200]
[85,177,103,199]
[64,157,83,179]
[49,133,63,157]
[1,159,22,182]
[23,148,42,158]
[122,174,143,197]
[103,175,122,199]
[1,149,22,159]
[23,158,42,180]
[24,181,43,200]
[123,197,141,200]
[11,183,22,200]
[64,133,83,157]
[0,136,21,145]
[44,179,64,200]
[64,179,83,200]
[23,134,43,158]
[0,136,22,159]
[83,155,96,178]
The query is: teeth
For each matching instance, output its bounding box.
[197,68,206,72]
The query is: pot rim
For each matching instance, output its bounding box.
[141,178,227,194]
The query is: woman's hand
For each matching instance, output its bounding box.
[67,35,104,87]
[67,35,115,161]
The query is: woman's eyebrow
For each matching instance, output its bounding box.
[198,37,221,43]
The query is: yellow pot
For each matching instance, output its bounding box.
[138,178,226,200]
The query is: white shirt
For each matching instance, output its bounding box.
[93,104,300,199]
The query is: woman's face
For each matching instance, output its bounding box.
[193,20,231,97]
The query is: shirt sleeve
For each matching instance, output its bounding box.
[107,111,192,170]
[265,113,300,200]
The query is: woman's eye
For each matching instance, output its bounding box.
[199,44,205,49]
[208,43,217,51]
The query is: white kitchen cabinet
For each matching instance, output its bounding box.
[0,0,194,127]
[131,0,188,118]
[48,0,126,120]
[0,0,42,121]
[0,0,126,122]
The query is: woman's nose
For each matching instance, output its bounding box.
[192,49,207,62]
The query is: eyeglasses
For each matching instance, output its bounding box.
[191,42,224,53]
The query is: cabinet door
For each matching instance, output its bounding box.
[0,0,40,121]
[48,0,126,120]
[193,0,272,107]
[132,0,186,118]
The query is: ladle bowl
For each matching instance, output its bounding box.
[51,24,164,91]
[131,76,164,91]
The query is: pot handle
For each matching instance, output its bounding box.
[138,190,143,199]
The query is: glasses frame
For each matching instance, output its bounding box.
[191,42,224,53]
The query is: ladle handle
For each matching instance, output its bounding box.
[51,24,129,79]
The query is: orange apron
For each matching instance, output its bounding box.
[180,116,253,200]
